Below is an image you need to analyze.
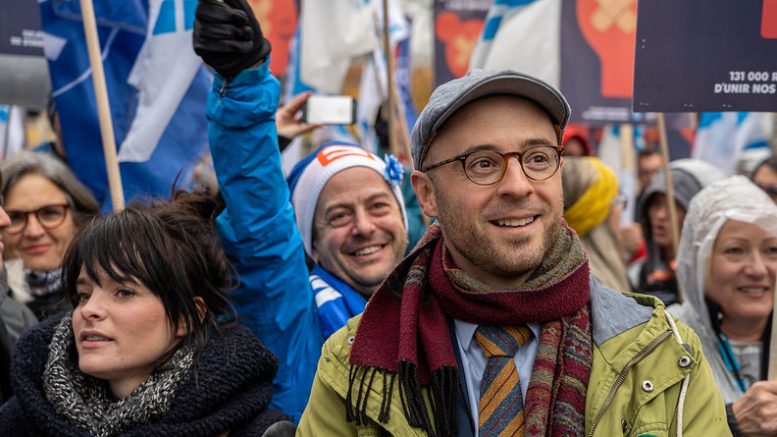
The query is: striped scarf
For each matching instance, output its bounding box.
[348,223,592,436]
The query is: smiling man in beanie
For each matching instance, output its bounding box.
[298,69,729,436]
[286,143,409,339]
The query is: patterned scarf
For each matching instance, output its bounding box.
[348,223,592,437]
[43,314,194,437]
[26,269,62,297]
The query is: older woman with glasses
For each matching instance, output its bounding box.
[0,152,99,320]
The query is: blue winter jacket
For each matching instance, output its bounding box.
[205,62,324,423]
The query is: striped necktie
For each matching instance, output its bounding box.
[474,325,532,437]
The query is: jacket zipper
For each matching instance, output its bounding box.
[587,329,673,437]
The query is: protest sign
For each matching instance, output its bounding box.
[433,0,489,86]
[634,1,777,112]
[0,0,50,108]
[1,0,44,56]
[560,0,649,123]
[468,0,649,124]
[247,0,298,79]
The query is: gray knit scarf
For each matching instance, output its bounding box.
[25,269,63,297]
[43,313,194,436]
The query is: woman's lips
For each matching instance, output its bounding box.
[22,244,51,254]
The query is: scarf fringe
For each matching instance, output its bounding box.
[379,369,396,423]
[430,365,458,437]
[398,361,432,434]
[345,365,388,426]
[346,361,458,437]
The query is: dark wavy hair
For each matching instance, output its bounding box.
[62,191,234,351]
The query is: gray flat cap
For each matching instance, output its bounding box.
[410,69,571,170]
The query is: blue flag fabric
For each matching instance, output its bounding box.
[40,0,209,209]
[693,112,774,177]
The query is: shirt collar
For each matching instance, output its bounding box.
[454,319,541,351]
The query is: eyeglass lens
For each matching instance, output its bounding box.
[6,205,68,233]
[464,146,559,185]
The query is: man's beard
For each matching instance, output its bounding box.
[435,193,562,283]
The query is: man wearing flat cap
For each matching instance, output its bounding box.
[298,69,728,436]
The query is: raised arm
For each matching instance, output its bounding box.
[194,0,323,422]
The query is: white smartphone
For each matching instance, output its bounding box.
[302,95,356,125]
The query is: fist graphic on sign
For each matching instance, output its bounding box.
[435,12,483,77]
[577,0,637,98]
[247,0,297,77]
[764,0,777,39]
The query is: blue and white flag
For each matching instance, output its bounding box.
[356,0,412,153]
[469,0,561,87]
[693,112,774,176]
[0,105,25,160]
[282,25,315,103]
[299,0,377,94]
[40,0,209,208]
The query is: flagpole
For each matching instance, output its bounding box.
[380,0,430,228]
[381,0,412,167]
[2,107,12,160]
[769,285,777,379]
[79,0,125,211]
[656,112,682,304]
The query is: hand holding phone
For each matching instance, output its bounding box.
[277,92,321,140]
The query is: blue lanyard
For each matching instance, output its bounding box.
[717,333,748,394]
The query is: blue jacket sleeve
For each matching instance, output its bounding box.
[205,62,324,423]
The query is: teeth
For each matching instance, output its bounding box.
[496,217,535,227]
[84,335,108,341]
[354,245,382,256]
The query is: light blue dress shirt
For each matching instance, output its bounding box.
[454,319,541,436]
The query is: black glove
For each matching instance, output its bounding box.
[193,0,271,79]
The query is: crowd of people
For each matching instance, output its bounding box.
[0,1,775,435]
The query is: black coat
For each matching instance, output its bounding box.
[0,314,291,436]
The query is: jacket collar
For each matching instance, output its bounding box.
[590,277,655,346]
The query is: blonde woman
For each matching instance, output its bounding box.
[672,176,777,436]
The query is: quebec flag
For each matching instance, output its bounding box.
[299,0,377,94]
[40,0,210,208]
[469,0,561,87]
[693,112,774,176]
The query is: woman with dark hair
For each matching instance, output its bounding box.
[0,193,293,436]
[1,151,100,320]
[629,159,724,305]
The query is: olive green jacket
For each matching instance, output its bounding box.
[298,281,730,437]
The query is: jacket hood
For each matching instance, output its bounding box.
[636,158,725,224]
[634,159,725,298]
[676,176,777,334]
[672,175,777,403]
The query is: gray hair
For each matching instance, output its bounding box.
[1,152,99,226]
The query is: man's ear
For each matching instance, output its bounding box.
[310,240,320,264]
[411,170,439,218]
